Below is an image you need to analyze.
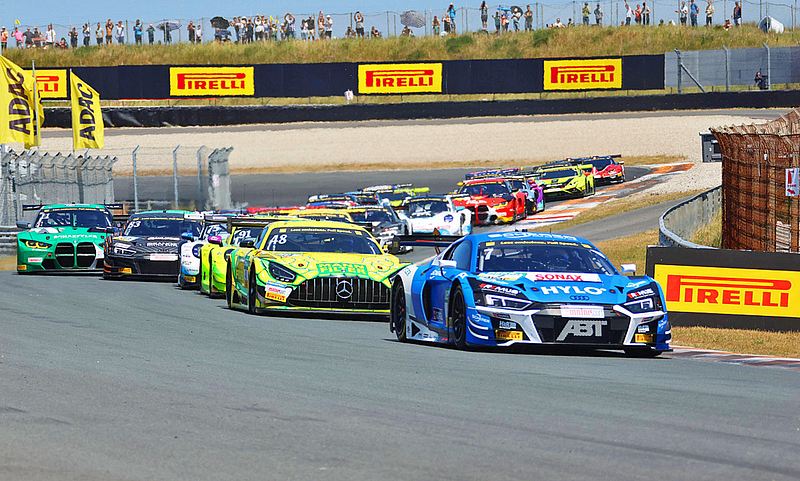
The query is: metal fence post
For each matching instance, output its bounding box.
[676,49,682,94]
[723,45,730,92]
[172,145,180,209]
[132,145,140,212]
[764,43,771,90]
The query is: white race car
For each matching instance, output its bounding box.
[177,215,229,289]
[398,196,472,236]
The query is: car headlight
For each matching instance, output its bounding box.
[623,284,663,314]
[268,262,297,283]
[469,279,532,311]
[113,243,135,256]
[22,239,51,249]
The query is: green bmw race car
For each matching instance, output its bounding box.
[535,167,596,199]
[226,220,408,317]
[16,204,119,273]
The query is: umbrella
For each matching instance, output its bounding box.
[497,5,514,13]
[210,16,230,29]
[510,6,523,15]
[400,10,426,28]
[759,16,784,33]
[157,20,181,32]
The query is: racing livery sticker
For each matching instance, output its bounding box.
[26,69,68,99]
[654,264,800,318]
[318,262,370,278]
[170,67,255,97]
[543,58,622,91]
[358,63,443,94]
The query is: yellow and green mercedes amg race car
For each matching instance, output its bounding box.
[199,216,297,298]
[226,220,408,317]
[535,166,596,199]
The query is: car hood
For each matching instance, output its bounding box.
[453,196,510,206]
[537,177,574,186]
[19,226,106,242]
[474,271,656,306]
[257,251,406,283]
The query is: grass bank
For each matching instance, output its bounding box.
[8,25,796,67]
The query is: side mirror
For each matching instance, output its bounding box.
[181,231,195,241]
[621,264,637,275]
[239,238,256,248]
[433,258,457,269]
[15,221,31,229]
[208,235,223,246]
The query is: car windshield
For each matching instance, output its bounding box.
[229,227,263,246]
[406,200,449,217]
[591,158,613,170]
[378,191,409,202]
[539,169,577,180]
[34,209,112,229]
[348,210,393,223]
[508,180,526,191]
[299,214,351,222]
[459,183,509,197]
[263,227,381,254]
[201,224,229,238]
[124,217,201,237]
[477,241,616,274]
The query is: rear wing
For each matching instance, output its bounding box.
[465,168,521,180]
[226,216,292,230]
[390,234,463,254]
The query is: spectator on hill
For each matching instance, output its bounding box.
[82,23,90,46]
[493,10,501,32]
[355,11,365,37]
[501,12,510,31]
[345,25,356,38]
[567,17,574,26]
[233,17,241,42]
[58,37,67,49]
[723,18,732,29]
[433,15,441,35]
[582,2,590,25]
[13,27,23,48]
[104,20,112,44]
[624,2,633,24]
[0,28,7,53]
[147,24,155,44]
[643,2,651,24]
[188,21,196,43]
[705,0,714,25]
[677,1,688,24]
[45,24,56,48]
[370,25,381,37]
[480,2,489,30]
[512,11,521,30]
[553,17,565,27]
[69,27,78,48]
[134,20,142,45]
[325,15,333,39]
[196,22,202,43]
[525,5,534,30]
[401,25,414,37]
[733,1,742,25]
[634,4,642,24]
[447,3,457,33]
[318,11,325,38]
[23,28,33,48]
[94,23,102,45]
[594,3,604,25]
[116,21,125,44]
[300,17,308,40]
[690,0,699,26]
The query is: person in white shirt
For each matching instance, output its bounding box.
[324,15,333,38]
[45,24,56,47]
[624,1,633,24]
[115,21,125,44]
[195,23,202,43]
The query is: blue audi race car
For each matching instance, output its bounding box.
[390,231,671,357]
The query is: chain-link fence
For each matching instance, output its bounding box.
[108,145,232,213]
[0,150,117,226]
[712,108,800,252]
[7,0,799,48]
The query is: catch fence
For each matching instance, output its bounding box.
[711,108,800,252]
[0,149,116,226]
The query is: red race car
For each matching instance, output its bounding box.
[583,155,625,184]
[451,178,527,225]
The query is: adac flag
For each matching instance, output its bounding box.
[70,72,104,150]
[0,56,44,148]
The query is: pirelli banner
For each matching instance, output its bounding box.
[646,247,800,331]
[33,55,663,101]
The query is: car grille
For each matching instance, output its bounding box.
[76,242,96,268]
[466,205,490,223]
[288,277,390,310]
[138,260,179,276]
[55,243,75,268]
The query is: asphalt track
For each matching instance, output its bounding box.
[3,175,800,481]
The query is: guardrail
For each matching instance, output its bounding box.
[659,186,721,248]
[0,226,18,256]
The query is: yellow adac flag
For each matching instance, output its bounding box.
[70,72,104,150]
[0,56,43,148]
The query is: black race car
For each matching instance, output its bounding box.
[103,210,201,280]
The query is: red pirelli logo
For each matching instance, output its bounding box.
[365,69,435,89]
[543,59,622,91]
[170,67,254,97]
[358,63,443,94]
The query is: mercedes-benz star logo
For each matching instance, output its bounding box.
[336,280,353,300]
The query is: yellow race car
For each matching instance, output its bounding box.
[226,220,408,317]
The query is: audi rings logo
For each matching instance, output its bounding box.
[569,295,591,301]
[336,280,353,300]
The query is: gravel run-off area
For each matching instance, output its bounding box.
[35,112,756,192]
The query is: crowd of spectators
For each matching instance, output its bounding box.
[0,1,749,54]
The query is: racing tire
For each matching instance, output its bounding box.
[624,348,662,358]
[247,268,258,314]
[225,265,233,308]
[449,285,468,350]
[390,281,408,342]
